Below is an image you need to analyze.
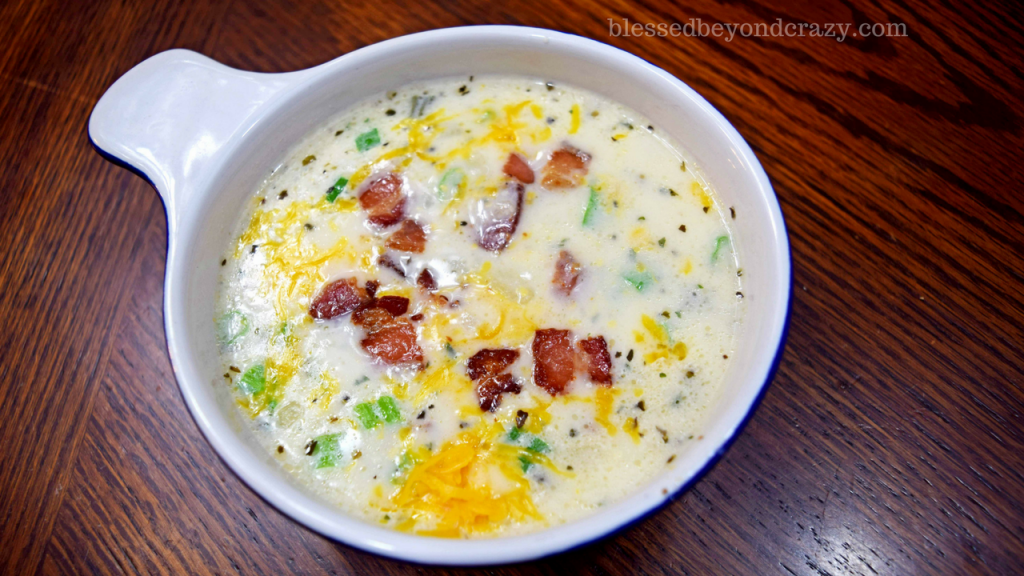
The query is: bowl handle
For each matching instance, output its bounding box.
[89,49,305,229]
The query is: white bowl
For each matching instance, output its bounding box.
[89,25,790,565]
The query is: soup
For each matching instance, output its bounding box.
[216,76,743,537]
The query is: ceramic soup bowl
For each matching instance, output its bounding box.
[89,25,790,565]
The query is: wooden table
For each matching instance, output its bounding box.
[2,0,1022,573]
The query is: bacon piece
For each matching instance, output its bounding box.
[358,173,405,227]
[377,254,406,278]
[553,250,582,296]
[532,329,576,395]
[417,269,436,291]
[466,348,522,412]
[541,146,590,189]
[309,277,371,320]
[361,318,423,367]
[375,295,410,317]
[351,306,392,329]
[385,220,427,253]
[578,336,612,385]
[476,374,523,412]
[473,182,524,252]
[466,349,520,381]
[365,280,379,299]
[503,153,535,184]
[351,305,423,367]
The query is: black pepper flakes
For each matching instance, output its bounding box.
[667,455,676,463]
[615,351,622,358]
[656,427,669,443]
[417,410,426,420]
[304,223,314,231]
[278,190,288,200]
[679,224,687,232]
[220,259,227,266]
[516,410,529,429]
[703,206,710,213]
[686,370,695,378]
[569,429,577,437]
[737,291,744,298]
[229,366,241,373]
[277,445,285,454]
[250,244,258,254]
[626,349,634,362]
[545,82,555,91]
[386,109,396,116]
[730,207,736,219]
[637,400,646,411]
[304,439,317,456]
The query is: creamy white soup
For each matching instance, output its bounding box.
[216,76,743,538]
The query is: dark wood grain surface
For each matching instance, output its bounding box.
[2,0,1022,573]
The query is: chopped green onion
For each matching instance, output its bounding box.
[658,237,666,247]
[326,175,349,202]
[239,364,266,395]
[518,455,533,473]
[623,271,653,292]
[582,187,599,226]
[391,451,415,483]
[527,437,549,453]
[411,95,435,118]
[444,342,456,358]
[377,396,401,424]
[354,402,380,429]
[437,168,464,202]
[219,311,250,345]
[314,433,341,468]
[356,129,380,152]
[507,426,523,442]
[711,235,730,262]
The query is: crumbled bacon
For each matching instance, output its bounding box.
[309,277,371,320]
[361,317,423,367]
[578,336,612,385]
[466,348,520,381]
[541,146,590,189]
[417,269,436,291]
[386,220,427,253]
[365,280,379,299]
[467,348,522,412]
[553,250,582,296]
[474,182,524,252]
[377,253,406,278]
[532,329,576,395]
[351,303,423,367]
[503,153,535,184]
[351,306,392,329]
[476,374,523,412]
[358,173,405,227]
[375,295,410,317]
